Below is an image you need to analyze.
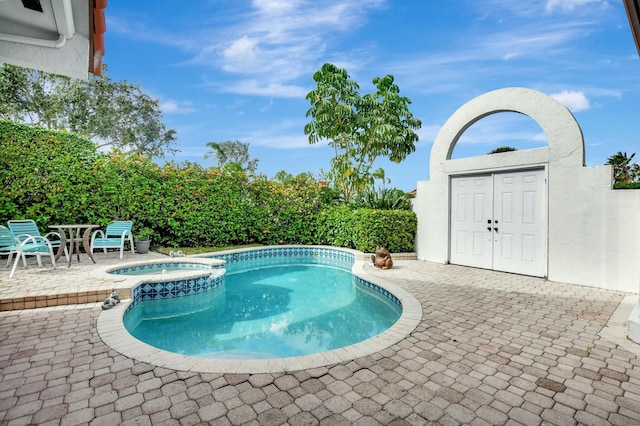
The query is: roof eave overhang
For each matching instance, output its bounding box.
[89,0,107,76]
[623,0,640,56]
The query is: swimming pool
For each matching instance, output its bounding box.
[98,246,422,373]
[124,263,401,359]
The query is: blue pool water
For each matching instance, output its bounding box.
[124,263,401,359]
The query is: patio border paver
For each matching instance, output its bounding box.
[2,250,640,424]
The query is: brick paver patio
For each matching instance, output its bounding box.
[1,252,640,425]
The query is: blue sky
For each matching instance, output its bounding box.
[103,0,640,191]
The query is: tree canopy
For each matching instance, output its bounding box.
[606,151,638,185]
[204,140,259,173]
[304,63,421,200]
[488,146,517,154]
[0,64,177,158]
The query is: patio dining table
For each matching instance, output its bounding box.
[49,224,99,267]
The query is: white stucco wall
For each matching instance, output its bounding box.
[0,35,90,79]
[414,87,640,293]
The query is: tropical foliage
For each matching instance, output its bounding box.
[488,146,517,154]
[349,188,413,210]
[304,63,421,201]
[0,120,417,251]
[0,64,177,158]
[204,139,259,173]
[606,151,639,186]
[348,167,413,210]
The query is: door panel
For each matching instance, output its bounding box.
[450,175,492,269]
[492,170,546,276]
[450,170,547,277]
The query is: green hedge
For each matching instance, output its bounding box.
[317,205,417,252]
[613,182,640,189]
[0,120,98,225]
[1,120,417,252]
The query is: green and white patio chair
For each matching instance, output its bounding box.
[7,219,69,263]
[0,225,56,278]
[90,221,135,259]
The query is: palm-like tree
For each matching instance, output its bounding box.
[606,151,636,184]
[204,140,259,173]
[372,167,390,190]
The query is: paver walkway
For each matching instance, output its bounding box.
[1,254,640,425]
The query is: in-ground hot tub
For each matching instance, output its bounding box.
[107,259,223,276]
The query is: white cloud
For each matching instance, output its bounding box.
[550,90,591,111]
[241,118,319,149]
[417,125,441,144]
[252,0,300,15]
[160,100,196,114]
[222,36,260,72]
[221,80,308,98]
[201,0,386,96]
[545,0,607,13]
[250,134,313,149]
[260,99,275,113]
[479,22,593,61]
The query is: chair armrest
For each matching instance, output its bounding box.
[15,233,31,242]
[43,231,62,242]
[91,230,105,245]
[19,235,53,252]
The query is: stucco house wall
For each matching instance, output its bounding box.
[413,87,640,293]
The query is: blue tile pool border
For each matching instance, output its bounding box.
[207,246,355,272]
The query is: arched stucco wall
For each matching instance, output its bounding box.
[414,87,640,293]
[429,87,585,171]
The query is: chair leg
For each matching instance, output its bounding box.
[36,254,43,267]
[64,246,70,262]
[10,253,21,279]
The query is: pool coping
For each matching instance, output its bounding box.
[97,246,423,374]
[89,257,226,300]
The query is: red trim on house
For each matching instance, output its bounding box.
[623,0,640,56]
[89,0,107,76]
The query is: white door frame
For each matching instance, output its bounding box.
[448,167,548,277]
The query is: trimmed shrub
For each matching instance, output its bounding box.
[0,120,98,226]
[1,120,416,251]
[318,205,416,253]
[613,182,640,189]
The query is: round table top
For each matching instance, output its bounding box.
[49,224,99,229]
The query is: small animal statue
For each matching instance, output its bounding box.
[101,291,121,310]
[371,247,393,270]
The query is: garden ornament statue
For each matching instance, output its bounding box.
[371,247,393,270]
[101,291,121,310]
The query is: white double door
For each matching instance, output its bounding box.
[450,169,547,277]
